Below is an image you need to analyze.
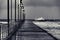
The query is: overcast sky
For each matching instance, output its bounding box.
[23,0,60,19]
[0,0,60,19]
[23,0,60,6]
[0,0,60,9]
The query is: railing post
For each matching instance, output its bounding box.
[1,24,2,40]
[20,0,22,21]
[7,0,9,36]
[11,0,12,22]
[15,0,16,22]
[18,4,19,21]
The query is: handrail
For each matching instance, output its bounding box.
[25,19,60,22]
[3,0,26,40]
[4,21,25,40]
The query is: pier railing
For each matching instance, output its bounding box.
[0,0,25,40]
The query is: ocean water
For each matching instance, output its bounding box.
[33,21,60,39]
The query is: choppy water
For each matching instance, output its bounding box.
[33,21,60,39]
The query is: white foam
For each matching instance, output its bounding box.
[0,22,8,24]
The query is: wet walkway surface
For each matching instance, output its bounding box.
[16,20,57,40]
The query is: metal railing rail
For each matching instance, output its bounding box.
[25,19,60,22]
[1,0,25,40]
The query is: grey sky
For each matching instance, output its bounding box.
[23,0,60,19]
[0,0,60,9]
[23,0,60,6]
[0,0,60,19]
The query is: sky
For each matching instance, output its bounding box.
[23,0,60,19]
[23,0,60,6]
[0,0,60,19]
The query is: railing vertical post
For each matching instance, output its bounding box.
[7,0,9,36]
[23,10,25,20]
[18,4,19,21]
[20,0,22,21]
[15,0,16,22]
[11,0,12,22]
[20,1,21,21]
[1,24,2,40]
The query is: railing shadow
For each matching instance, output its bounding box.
[4,20,25,40]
